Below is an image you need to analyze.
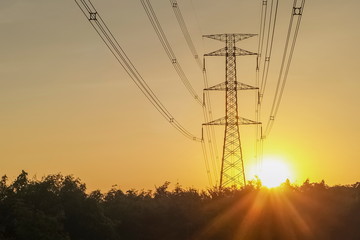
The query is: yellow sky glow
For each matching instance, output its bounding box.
[1,0,360,191]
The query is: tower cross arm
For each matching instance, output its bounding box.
[234,47,257,56]
[203,33,257,42]
[204,82,258,91]
[203,117,261,126]
[205,47,257,57]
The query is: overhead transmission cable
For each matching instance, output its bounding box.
[259,0,279,99]
[140,0,202,106]
[169,0,202,69]
[169,0,220,185]
[254,0,269,166]
[256,0,268,76]
[202,62,220,184]
[264,0,306,137]
[255,0,279,166]
[75,0,201,142]
[142,0,218,184]
[201,139,213,186]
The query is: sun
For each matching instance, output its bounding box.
[248,156,294,188]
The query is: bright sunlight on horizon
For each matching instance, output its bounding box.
[248,156,295,188]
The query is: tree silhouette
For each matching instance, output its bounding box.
[0,171,360,240]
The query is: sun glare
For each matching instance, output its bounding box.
[248,156,294,188]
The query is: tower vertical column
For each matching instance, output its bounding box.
[203,33,259,188]
[221,34,244,187]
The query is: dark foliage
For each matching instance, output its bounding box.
[0,171,360,240]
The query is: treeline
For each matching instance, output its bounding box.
[1,171,360,240]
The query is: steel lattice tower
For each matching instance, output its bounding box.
[203,33,260,188]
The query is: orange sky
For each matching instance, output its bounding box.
[1,0,360,191]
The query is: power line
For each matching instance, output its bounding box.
[263,0,306,137]
[169,0,202,69]
[255,0,280,165]
[201,133,214,186]
[142,0,218,185]
[168,0,220,185]
[256,0,268,74]
[255,0,269,166]
[202,64,220,185]
[259,0,279,99]
[75,0,201,142]
[140,0,202,106]
[256,0,279,166]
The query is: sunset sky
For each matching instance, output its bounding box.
[1,0,360,191]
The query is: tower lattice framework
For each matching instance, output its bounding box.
[203,33,260,188]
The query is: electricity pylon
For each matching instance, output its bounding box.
[203,33,260,188]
